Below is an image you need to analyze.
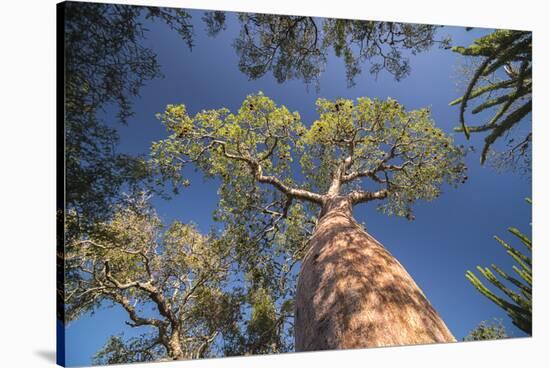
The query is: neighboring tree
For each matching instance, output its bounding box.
[466,198,532,334]
[322,19,449,86]
[222,287,296,356]
[450,30,532,166]
[214,14,450,87]
[463,319,509,341]
[65,194,240,362]
[219,200,315,355]
[151,92,465,351]
[232,14,324,85]
[60,2,197,330]
[62,2,194,239]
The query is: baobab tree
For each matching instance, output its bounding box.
[152,92,465,351]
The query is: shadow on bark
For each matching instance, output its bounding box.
[295,204,455,351]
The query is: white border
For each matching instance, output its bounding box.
[0,0,547,367]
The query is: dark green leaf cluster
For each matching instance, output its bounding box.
[234,14,324,85]
[229,14,448,87]
[63,2,194,239]
[222,288,295,355]
[323,20,447,85]
[93,334,166,364]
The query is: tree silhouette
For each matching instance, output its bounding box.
[323,19,449,85]
[223,14,450,87]
[59,3,198,335]
[62,1,194,238]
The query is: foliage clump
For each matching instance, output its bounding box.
[65,194,239,361]
[463,319,509,341]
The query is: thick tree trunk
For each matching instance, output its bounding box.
[295,196,456,351]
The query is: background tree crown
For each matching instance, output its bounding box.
[65,195,240,362]
[226,13,450,87]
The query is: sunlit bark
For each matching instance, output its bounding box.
[295,196,455,350]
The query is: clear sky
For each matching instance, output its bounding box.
[65,8,532,366]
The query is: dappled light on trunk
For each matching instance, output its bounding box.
[295,196,455,351]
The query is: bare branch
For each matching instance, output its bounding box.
[103,261,179,329]
[212,139,323,203]
[256,169,323,204]
[104,261,152,291]
[349,189,389,204]
[102,289,166,329]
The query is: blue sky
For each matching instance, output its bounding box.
[65,9,531,366]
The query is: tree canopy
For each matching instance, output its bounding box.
[65,190,308,359]
[59,4,533,364]
[208,14,450,87]
[63,2,194,239]
[65,194,240,362]
[450,30,532,166]
[152,92,465,222]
